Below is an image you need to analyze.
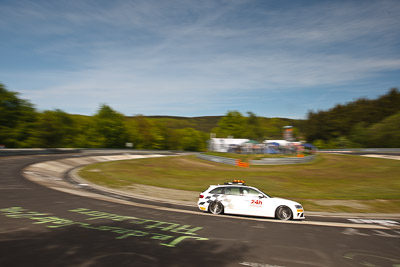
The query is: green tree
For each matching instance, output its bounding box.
[93,104,129,148]
[130,115,155,149]
[262,117,295,140]
[348,122,369,148]
[70,115,100,148]
[148,123,166,150]
[31,109,75,147]
[214,111,247,138]
[245,112,264,140]
[162,128,181,150]
[366,111,400,148]
[176,128,207,151]
[312,139,326,149]
[305,88,400,144]
[0,84,37,147]
[335,136,356,148]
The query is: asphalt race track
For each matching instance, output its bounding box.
[1,153,399,267]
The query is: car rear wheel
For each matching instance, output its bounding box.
[209,201,224,215]
[276,206,292,220]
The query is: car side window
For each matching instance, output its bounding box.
[248,188,260,196]
[225,187,240,195]
[242,188,261,196]
[209,187,224,194]
[241,187,248,195]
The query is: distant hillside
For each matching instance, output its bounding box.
[145,115,222,132]
[129,115,305,137]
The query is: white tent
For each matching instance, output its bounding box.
[263,140,290,146]
[264,140,302,147]
[209,138,249,152]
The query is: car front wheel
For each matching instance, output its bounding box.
[275,206,292,220]
[209,201,224,215]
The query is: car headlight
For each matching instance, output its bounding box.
[295,205,303,209]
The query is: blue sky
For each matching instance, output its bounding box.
[1,0,399,118]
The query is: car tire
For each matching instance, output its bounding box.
[209,201,224,215]
[275,206,292,220]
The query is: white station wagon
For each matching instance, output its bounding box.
[197,180,305,220]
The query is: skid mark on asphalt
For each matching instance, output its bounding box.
[348,218,400,227]
[0,206,209,248]
[342,250,400,267]
[342,227,400,238]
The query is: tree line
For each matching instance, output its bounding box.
[0,84,207,150]
[1,83,399,150]
[304,88,400,148]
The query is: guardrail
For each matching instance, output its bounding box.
[197,153,316,166]
[319,148,400,154]
[0,148,184,157]
[196,153,237,166]
[250,155,316,165]
[0,148,81,157]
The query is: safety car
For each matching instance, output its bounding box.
[197,180,305,220]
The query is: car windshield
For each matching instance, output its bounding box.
[254,188,271,198]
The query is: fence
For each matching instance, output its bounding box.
[196,153,237,166]
[0,148,81,157]
[197,153,316,166]
[250,155,316,165]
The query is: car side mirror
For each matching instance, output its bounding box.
[258,194,264,199]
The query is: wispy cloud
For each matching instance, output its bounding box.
[1,0,399,117]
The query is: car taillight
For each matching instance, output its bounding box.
[199,194,204,198]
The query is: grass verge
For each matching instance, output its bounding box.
[79,153,400,213]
